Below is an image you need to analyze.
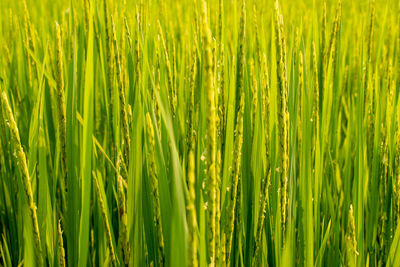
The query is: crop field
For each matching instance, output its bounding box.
[1,0,400,266]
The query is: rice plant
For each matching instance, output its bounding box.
[1,0,400,266]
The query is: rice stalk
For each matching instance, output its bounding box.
[219,44,225,146]
[379,123,388,258]
[253,171,271,267]
[93,173,118,267]
[250,58,257,134]
[253,56,271,267]
[158,21,176,116]
[58,219,66,267]
[155,42,162,135]
[274,0,289,232]
[187,149,198,267]
[378,63,393,254]
[235,0,246,111]
[201,1,217,264]
[366,0,375,164]
[90,228,96,266]
[124,17,132,49]
[365,0,375,95]
[253,5,262,68]
[215,148,221,266]
[345,205,358,265]
[262,55,270,154]
[117,174,130,265]
[325,0,341,73]
[186,43,197,159]
[1,92,43,266]
[56,22,67,185]
[145,113,165,267]
[111,15,131,163]
[120,16,128,95]
[103,0,116,161]
[217,0,225,150]
[224,93,244,267]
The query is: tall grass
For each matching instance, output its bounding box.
[1,0,400,266]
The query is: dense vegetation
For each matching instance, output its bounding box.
[1,0,400,266]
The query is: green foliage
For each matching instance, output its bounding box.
[1,0,400,266]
